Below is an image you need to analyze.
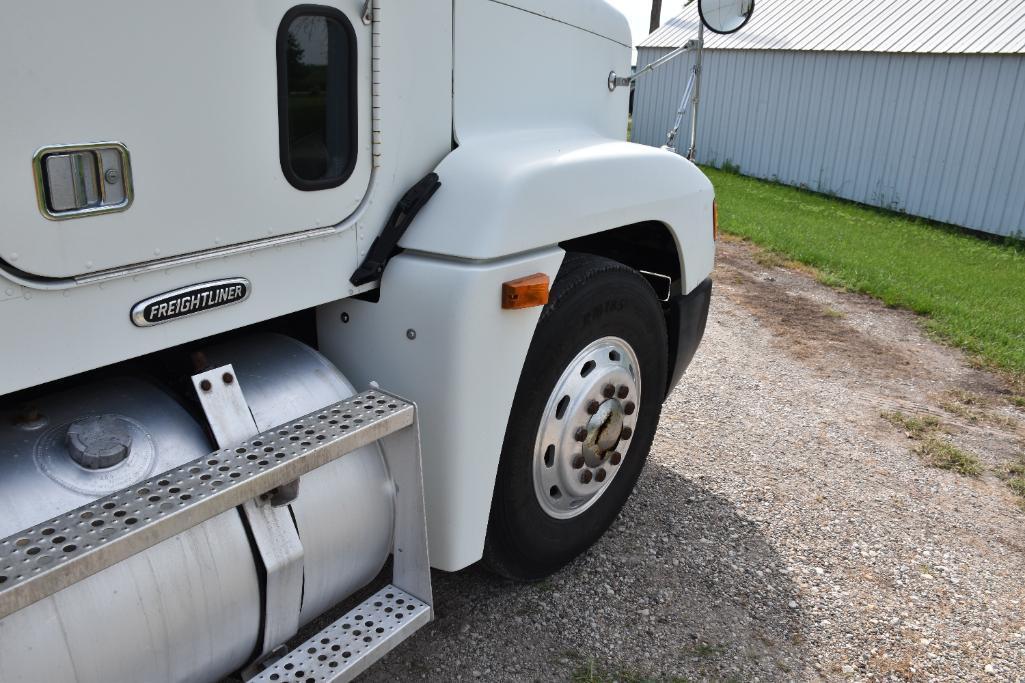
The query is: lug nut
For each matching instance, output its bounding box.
[580,470,593,484]
[574,427,588,442]
[595,468,607,482]
[624,401,636,416]
[610,451,622,466]
[572,455,585,469]
[620,427,633,441]
[587,400,601,415]
[602,383,615,399]
[617,385,629,399]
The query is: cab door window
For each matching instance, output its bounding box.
[277,5,357,190]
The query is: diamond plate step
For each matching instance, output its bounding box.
[0,390,414,619]
[251,585,432,683]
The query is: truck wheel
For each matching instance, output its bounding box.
[484,253,668,580]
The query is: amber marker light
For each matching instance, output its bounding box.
[502,273,550,309]
[712,199,719,241]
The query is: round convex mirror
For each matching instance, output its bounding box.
[698,0,755,35]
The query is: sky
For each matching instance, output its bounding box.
[605,0,685,60]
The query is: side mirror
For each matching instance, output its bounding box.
[698,0,755,35]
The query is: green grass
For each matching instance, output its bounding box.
[705,167,1025,378]
[882,411,941,439]
[917,437,984,476]
[1008,477,1025,498]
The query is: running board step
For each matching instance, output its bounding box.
[251,585,432,683]
[0,390,414,619]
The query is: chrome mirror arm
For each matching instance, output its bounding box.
[607,39,702,92]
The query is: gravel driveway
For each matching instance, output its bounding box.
[329,240,1025,682]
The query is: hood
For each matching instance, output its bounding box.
[499,0,632,47]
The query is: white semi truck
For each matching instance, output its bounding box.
[0,1,752,680]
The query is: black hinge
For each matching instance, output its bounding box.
[350,173,442,286]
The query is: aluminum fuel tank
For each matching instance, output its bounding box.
[0,377,262,683]
[0,335,395,682]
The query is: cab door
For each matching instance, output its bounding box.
[0,1,371,278]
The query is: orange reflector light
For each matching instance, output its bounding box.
[502,273,550,309]
[712,199,719,241]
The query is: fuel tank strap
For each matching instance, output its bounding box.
[0,390,414,620]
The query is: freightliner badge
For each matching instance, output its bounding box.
[131,278,250,327]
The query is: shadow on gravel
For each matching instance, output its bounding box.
[360,463,811,682]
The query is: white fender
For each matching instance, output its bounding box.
[400,130,716,293]
[319,132,716,572]
[317,248,565,572]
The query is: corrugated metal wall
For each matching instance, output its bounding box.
[633,47,1025,237]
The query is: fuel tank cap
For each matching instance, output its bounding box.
[65,416,134,469]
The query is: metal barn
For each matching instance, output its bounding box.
[632,0,1025,237]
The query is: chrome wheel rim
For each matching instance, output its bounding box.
[532,336,641,520]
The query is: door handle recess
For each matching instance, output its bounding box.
[33,142,133,220]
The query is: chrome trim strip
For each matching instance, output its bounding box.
[79,229,338,286]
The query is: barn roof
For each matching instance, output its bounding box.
[638,0,1025,55]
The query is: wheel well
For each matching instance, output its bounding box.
[560,222,682,294]
[561,222,691,399]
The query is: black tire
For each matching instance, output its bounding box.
[483,253,668,581]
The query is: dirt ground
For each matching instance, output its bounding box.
[310,239,1025,682]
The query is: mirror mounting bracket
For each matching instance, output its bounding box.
[607,39,702,92]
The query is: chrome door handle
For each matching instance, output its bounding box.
[33,142,133,220]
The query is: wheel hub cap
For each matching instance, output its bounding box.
[582,399,623,466]
[532,336,641,519]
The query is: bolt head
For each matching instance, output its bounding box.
[587,400,601,415]
[595,468,607,482]
[620,427,633,441]
[199,379,212,392]
[617,385,629,399]
[573,427,588,442]
[406,329,417,340]
[602,384,615,399]
[572,455,585,469]
[624,401,636,416]
[222,372,234,385]
[580,470,593,484]
[610,451,622,466]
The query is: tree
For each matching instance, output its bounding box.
[649,0,663,34]
[285,33,308,86]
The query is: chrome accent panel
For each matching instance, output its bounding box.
[0,390,414,620]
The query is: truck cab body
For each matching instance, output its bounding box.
[0,2,714,681]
